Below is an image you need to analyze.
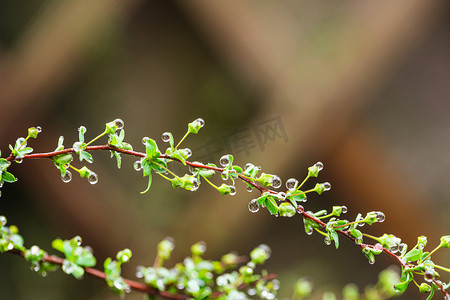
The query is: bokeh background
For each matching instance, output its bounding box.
[0,0,449,299]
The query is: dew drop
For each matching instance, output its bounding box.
[306,227,314,235]
[246,185,253,192]
[271,279,280,290]
[341,206,348,214]
[368,257,375,265]
[324,236,331,245]
[398,243,406,253]
[229,186,236,196]
[271,175,282,189]
[297,205,304,212]
[15,157,23,164]
[247,288,257,296]
[424,270,434,282]
[220,155,230,167]
[245,163,254,170]
[183,148,192,158]
[73,141,83,152]
[30,245,40,256]
[277,192,286,201]
[258,244,272,258]
[196,118,205,127]
[389,244,399,253]
[133,160,142,171]
[61,170,72,183]
[0,216,7,226]
[0,181,3,188]
[88,172,98,184]
[191,179,199,191]
[36,126,42,133]
[141,137,150,145]
[248,199,259,213]
[162,132,171,143]
[114,118,124,130]
[375,211,385,222]
[323,182,331,191]
[74,236,82,245]
[315,162,324,171]
[135,266,145,278]
[17,137,27,147]
[286,178,298,190]
[358,222,365,227]
[373,243,384,251]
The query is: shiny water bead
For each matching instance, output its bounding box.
[15,157,23,164]
[297,205,304,212]
[135,266,145,278]
[324,236,331,245]
[0,216,7,226]
[88,172,98,184]
[247,288,257,296]
[191,179,199,191]
[220,155,230,167]
[183,148,192,158]
[73,141,83,152]
[271,279,280,291]
[315,161,324,171]
[323,182,331,191]
[277,192,286,201]
[141,137,150,145]
[61,170,72,183]
[368,256,375,265]
[246,185,253,192]
[248,199,259,213]
[258,244,272,258]
[375,211,385,222]
[196,118,205,127]
[17,137,27,147]
[245,163,254,170]
[286,178,298,190]
[133,160,142,171]
[114,118,124,129]
[341,206,348,214]
[36,126,42,133]
[74,236,82,245]
[0,190,2,198]
[229,186,236,195]
[306,227,314,235]
[271,175,282,188]
[161,132,171,142]
[398,243,406,253]
[424,270,434,282]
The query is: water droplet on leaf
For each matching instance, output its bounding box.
[248,199,259,213]
[220,155,230,167]
[196,118,205,127]
[183,148,192,158]
[162,132,171,142]
[61,170,72,183]
[341,206,348,213]
[424,270,434,282]
[315,161,324,171]
[15,157,23,164]
[73,141,83,152]
[375,211,385,222]
[133,160,142,171]
[271,175,282,188]
[36,126,42,133]
[324,236,331,245]
[246,185,253,192]
[141,137,150,145]
[323,182,331,191]
[229,186,236,195]
[286,178,298,190]
[88,172,98,184]
[114,119,124,130]
[0,216,7,226]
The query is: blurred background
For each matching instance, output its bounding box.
[0,0,449,299]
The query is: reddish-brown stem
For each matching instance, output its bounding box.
[6,144,449,298]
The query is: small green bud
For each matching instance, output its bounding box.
[440,235,450,248]
[308,162,323,177]
[116,248,132,263]
[256,173,273,187]
[418,236,427,248]
[419,283,432,293]
[28,126,42,139]
[187,118,205,134]
[157,238,175,260]
[313,182,331,195]
[221,253,238,265]
[250,244,271,264]
[279,203,296,217]
[79,166,91,178]
[191,241,207,256]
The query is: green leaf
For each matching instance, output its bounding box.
[0,159,11,170]
[75,249,96,267]
[150,158,167,173]
[265,197,279,215]
[140,172,152,194]
[402,249,421,262]
[80,151,93,163]
[78,126,86,143]
[393,281,410,293]
[331,230,339,249]
[256,194,268,206]
[28,127,40,139]
[170,150,186,165]
[145,139,161,159]
[52,239,64,253]
[2,171,16,183]
[52,153,73,165]
[19,147,33,155]
[111,151,122,169]
[56,136,65,151]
